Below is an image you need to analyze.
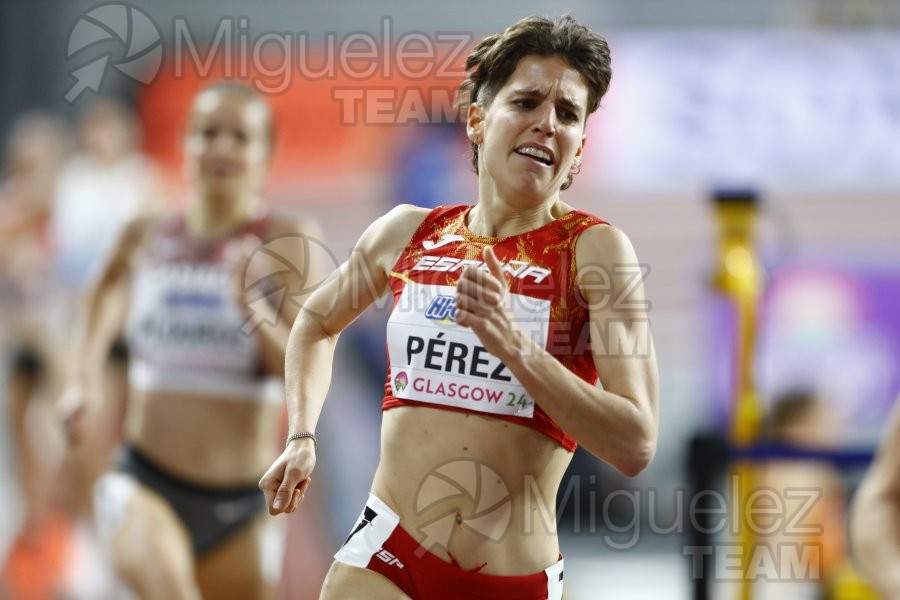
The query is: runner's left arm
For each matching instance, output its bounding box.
[455,225,659,476]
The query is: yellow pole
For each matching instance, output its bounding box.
[711,191,764,600]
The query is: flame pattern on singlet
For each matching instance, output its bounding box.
[383,205,608,451]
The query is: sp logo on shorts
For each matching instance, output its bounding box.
[413,458,512,557]
[375,549,405,569]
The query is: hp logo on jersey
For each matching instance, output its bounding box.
[424,295,457,324]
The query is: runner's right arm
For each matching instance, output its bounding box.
[851,398,900,599]
[259,204,427,515]
[61,217,150,443]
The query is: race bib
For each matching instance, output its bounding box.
[386,283,551,418]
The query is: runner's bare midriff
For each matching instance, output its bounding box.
[372,405,571,576]
[125,388,282,487]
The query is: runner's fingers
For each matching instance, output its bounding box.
[286,476,312,513]
[258,473,280,512]
[455,291,501,318]
[459,265,503,294]
[454,306,486,329]
[482,246,507,287]
[456,277,501,307]
[287,489,302,512]
[272,482,294,514]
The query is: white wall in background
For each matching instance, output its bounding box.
[589,32,900,192]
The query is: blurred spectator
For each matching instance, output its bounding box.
[0,112,70,353]
[0,111,73,600]
[1,110,136,600]
[50,97,165,291]
[1,352,71,600]
[754,390,848,599]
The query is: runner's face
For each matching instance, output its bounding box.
[184,91,270,200]
[468,55,588,204]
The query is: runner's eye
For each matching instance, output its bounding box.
[558,109,578,122]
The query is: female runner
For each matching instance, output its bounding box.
[261,16,659,599]
[65,83,322,599]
